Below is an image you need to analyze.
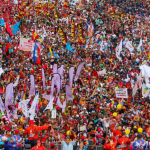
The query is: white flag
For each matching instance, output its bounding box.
[125,41,134,52]
[0,95,5,113]
[116,40,122,61]
[132,84,138,97]
[13,75,20,87]
[45,96,54,111]
[142,84,149,98]
[18,99,30,118]
[28,93,39,117]
[0,67,4,77]
[137,39,142,51]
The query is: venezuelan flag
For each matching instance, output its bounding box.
[84,70,88,74]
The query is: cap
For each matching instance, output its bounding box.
[14,130,19,134]
[50,143,54,148]
[37,140,41,143]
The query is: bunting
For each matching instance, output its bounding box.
[71,18,75,38]
[59,27,67,44]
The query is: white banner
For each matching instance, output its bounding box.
[125,41,134,52]
[19,38,42,52]
[115,88,128,98]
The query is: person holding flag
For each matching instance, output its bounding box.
[23,120,52,148]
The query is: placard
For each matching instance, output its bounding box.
[115,88,128,98]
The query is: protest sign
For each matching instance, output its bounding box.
[115,88,128,98]
[19,38,42,52]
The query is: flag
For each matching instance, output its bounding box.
[6,23,13,36]
[42,94,50,100]
[13,75,20,87]
[66,85,73,101]
[50,77,55,96]
[69,67,74,88]
[49,47,53,57]
[1,18,5,27]
[0,95,5,113]
[12,21,21,34]
[53,64,58,74]
[58,65,64,89]
[5,83,14,107]
[42,26,47,39]
[74,62,85,81]
[71,18,75,38]
[116,40,122,61]
[33,43,41,64]
[125,41,134,52]
[63,0,69,8]
[28,93,39,117]
[137,72,142,89]
[29,75,35,96]
[66,41,73,52]
[56,97,66,112]
[142,84,149,98]
[91,84,99,97]
[84,70,88,74]
[53,49,58,57]
[32,30,39,40]
[59,27,67,44]
[137,39,142,51]
[49,2,55,10]
[132,84,137,97]
[42,68,46,89]
[54,74,60,95]
[78,24,83,40]
[0,67,4,77]
[45,96,54,110]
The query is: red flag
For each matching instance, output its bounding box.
[6,23,13,36]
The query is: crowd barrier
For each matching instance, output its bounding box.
[25,140,103,150]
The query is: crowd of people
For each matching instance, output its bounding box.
[0,0,150,149]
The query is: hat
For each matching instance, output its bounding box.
[37,140,41,143]
[50,143,54,148]
[29,120,34,124]
[134,115,140,122]
[14,130,19,134]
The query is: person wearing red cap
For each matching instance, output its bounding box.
[23,120,51,148]
[30,140,46,150]
[48,143,58,150]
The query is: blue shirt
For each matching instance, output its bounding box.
[132,140,148,150]
[61,141,76,150]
